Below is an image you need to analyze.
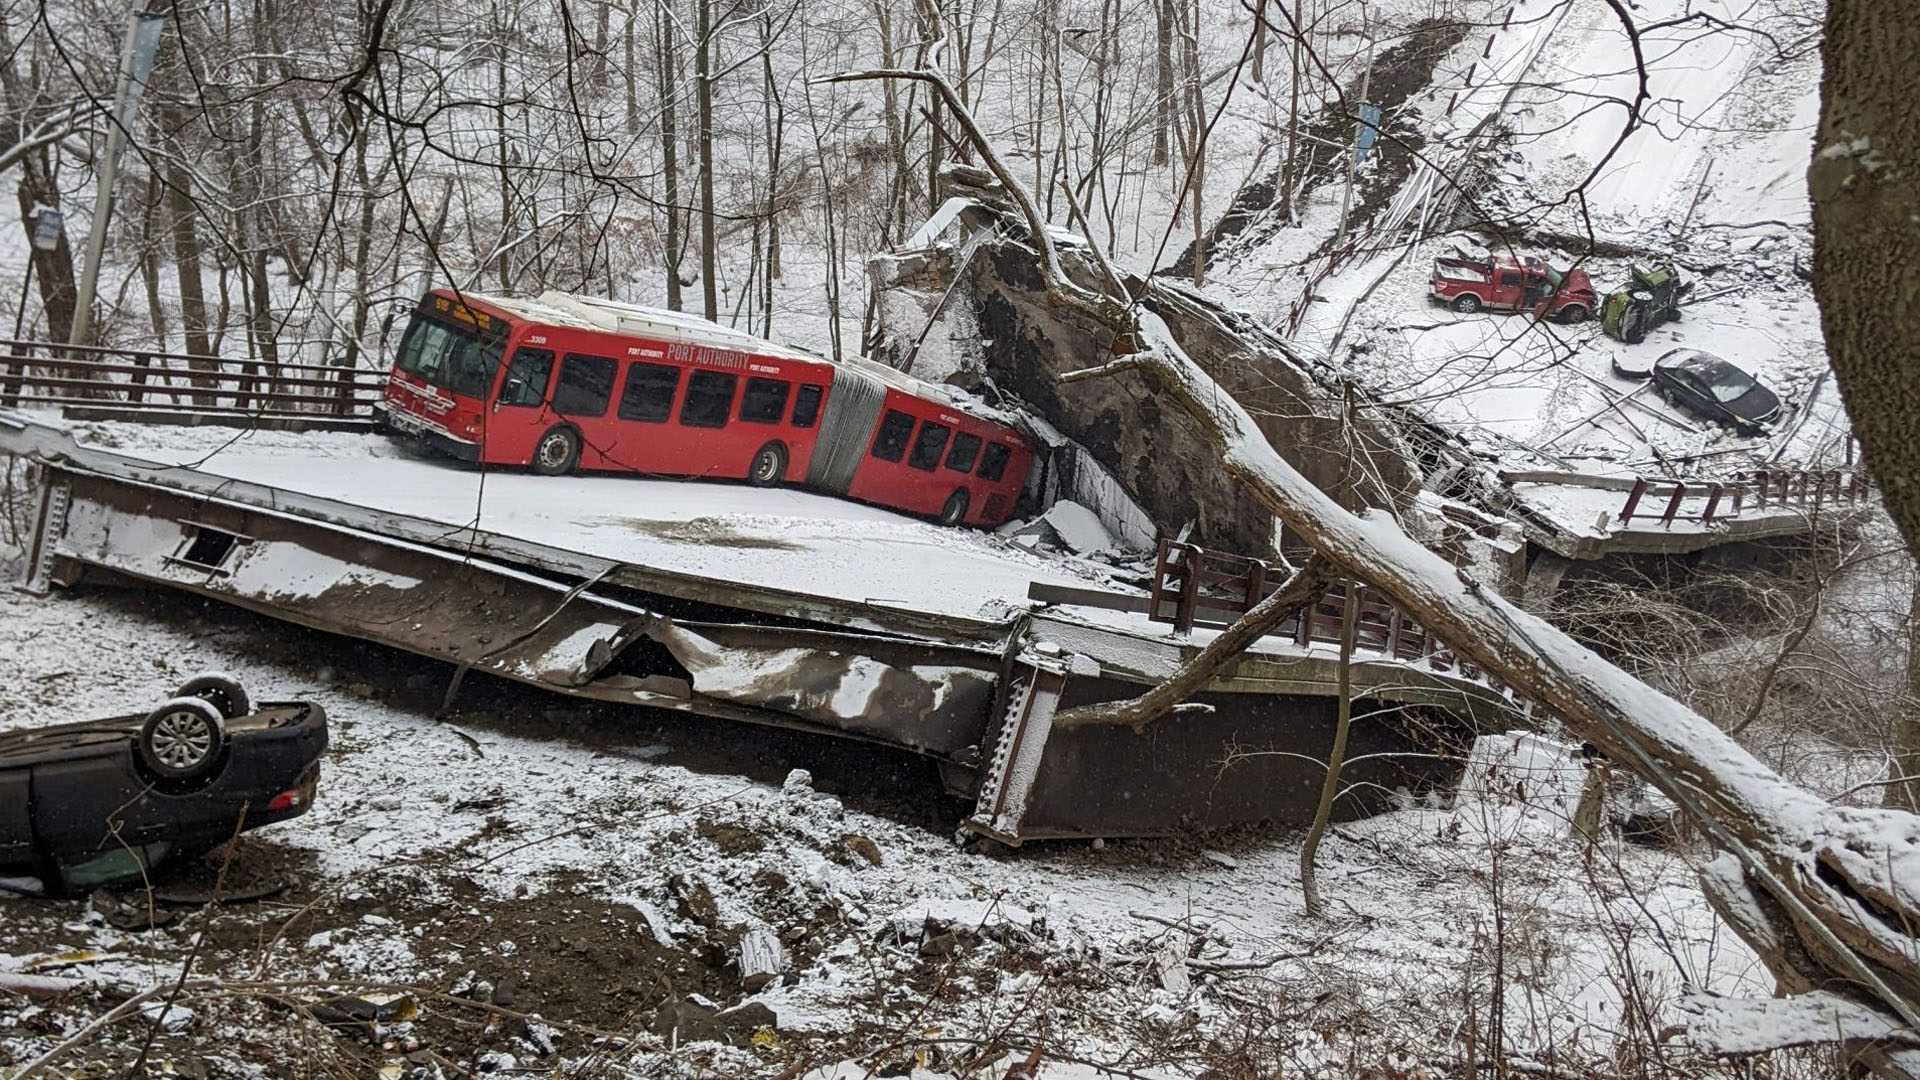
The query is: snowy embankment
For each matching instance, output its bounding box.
[1208,0,1837,544]
[0,554,1766,1077]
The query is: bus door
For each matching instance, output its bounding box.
[484,343,558,466]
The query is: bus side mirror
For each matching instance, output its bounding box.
[379,310,398,352]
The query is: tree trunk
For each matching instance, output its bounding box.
[1186,0,1203,286]
[696,0,718,321]
[1282,0,1301,220]
[495,0,513,291]
[1811,1,1920,558]
[1153,0,1173,166]
[15,152,75,345]
[657,0,683,311]
[1250,0,1266,83]
[139,185,168,350]
[1299,579,1357,918]
[1888,580,1920,813]
[759,10,784,336]
[161,122,212,364]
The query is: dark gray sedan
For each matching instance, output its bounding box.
[1650,348,1782,434]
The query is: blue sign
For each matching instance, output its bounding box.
[1354,103,1382,166]
[31,208,62,252]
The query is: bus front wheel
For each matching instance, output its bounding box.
[532,426,581,476]
[749,442,788,487]
[939,489,971,527]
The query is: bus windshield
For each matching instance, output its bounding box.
[393,313,506,400]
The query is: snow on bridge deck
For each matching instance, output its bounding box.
[64,421,1120,627]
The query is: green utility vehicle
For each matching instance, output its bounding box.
[1601,263,1693,344]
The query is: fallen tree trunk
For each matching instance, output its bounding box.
[1052,554,1335,729]
[818,66,1920,1074]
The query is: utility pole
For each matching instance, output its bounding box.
[1333,9,1374,247]
[71,9,166,346]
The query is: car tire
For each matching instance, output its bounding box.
[173,674,250,720]
[532,426,581,476]
[1559,305,1589,324]
[748,442,788,487]
[938,489,971,527]
[137,698,228,784]
[1451,294,1482,314]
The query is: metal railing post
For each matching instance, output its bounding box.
[1660,481,1687,525]
[1619,478,1649,523]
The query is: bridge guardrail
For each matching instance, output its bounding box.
[0,339,385,428]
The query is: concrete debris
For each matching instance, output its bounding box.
[1152,945,1191,994]
[305,992,419,1031]
[782,768,814,796]
[668,873,723,935]
[839,833,884,867]
[138,1000,196,1034]
[1039,500,1115,554]
[737,925,789,991]
[650,996,778,1047]
[520,1014,560,1056]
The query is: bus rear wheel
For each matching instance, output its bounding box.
[939,489,971,527]
[749,442,788,487]
[532,426,581,476]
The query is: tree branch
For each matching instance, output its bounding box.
[1052,554,1336,730]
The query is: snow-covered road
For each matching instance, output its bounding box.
[73,421,1120,624]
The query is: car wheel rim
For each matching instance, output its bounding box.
[152,712,212,770]
[538,435,569,469]
[756,453,777,481]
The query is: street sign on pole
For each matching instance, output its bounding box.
[30,208,63,252]
[1355,104,1382,167]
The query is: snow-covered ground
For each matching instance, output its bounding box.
[1199,0,1841,546]
[0,576,1777,1078]
[0,0,1884,1074]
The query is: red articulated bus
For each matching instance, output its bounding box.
[377,289,1034,528]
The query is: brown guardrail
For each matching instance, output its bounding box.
[0,339,386,425]
[1615,468,1870,527]
[1145,539,1515,698]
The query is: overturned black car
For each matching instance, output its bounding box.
[0,676,326,893]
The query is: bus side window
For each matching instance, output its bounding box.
[945,432,982,473]
[618,362,680,423]
[680,370,738,428]
[977,443,1013,482]
[870,410,915,462]
[739,377,791,424]
[907,422,950,472]
[554,354,616,417]
[497,348,554,407]
[791,384,824,428]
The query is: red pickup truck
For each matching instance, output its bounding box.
[1430,254,1597,323]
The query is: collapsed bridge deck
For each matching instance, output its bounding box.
[3,411,1521,842]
